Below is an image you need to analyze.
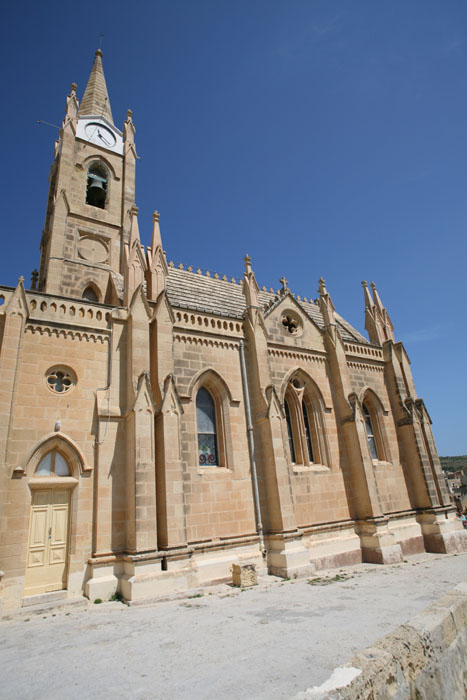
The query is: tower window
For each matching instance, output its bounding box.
[82,285,99,302]
[86,164,107,209]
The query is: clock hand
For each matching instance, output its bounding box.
[97,130,111,146]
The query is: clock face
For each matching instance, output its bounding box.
[84,122,117,148]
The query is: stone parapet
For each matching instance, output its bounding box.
[297,581,467,699]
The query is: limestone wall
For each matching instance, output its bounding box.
[305,581,467,699]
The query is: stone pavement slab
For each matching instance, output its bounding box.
[1,552,466,700]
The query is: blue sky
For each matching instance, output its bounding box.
[1,1,466,454]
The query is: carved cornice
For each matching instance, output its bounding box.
[174,333,239,350]
[25,322,109,344]
[347,361,384,373]
[268,347,326,364]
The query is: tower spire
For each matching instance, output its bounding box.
[78,49,113,123]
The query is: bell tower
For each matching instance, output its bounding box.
[38,49,137,302]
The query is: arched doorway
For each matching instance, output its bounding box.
[25,449,74,596]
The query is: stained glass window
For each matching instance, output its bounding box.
[363,404,379,460]
[196,387,218,466]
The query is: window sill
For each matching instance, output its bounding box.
[28,477,79,489]
[292,463,330,474]
[197,466,232,476]
[372,460,392,468]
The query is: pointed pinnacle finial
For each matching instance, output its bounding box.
[370,281,385,314]
[362,280,373,309]
[151,210,162,250]
[318,277,327,296]
[318,277,335,327]
[243,254,252,274]
[280,276,288,292]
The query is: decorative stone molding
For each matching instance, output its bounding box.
[174,311,242,334]
[347,361,384,373]
[268,348,326,364]
[174,333,239,351]
[25,323,109,344]
[344,343,383,359]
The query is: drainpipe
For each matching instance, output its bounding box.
[239,339,266,556]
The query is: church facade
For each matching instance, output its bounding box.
[1,50,464,612]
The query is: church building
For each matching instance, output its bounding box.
[1,50,465,612]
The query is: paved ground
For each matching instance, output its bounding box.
[1,552,466,700]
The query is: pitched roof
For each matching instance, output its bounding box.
[166,267,369,344]
[78,49,113,123]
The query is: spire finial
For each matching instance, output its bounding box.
[280,276,288,292]
[243,253,252,274]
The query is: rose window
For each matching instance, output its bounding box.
[46,367,76,394]
[282,312,301,335]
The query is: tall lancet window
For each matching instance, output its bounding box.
[196,387,218,466]
[86,164,108,209]
[302,402,314,463]
[284,399,296,464]
[363,403,379,460]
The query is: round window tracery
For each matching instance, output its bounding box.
[46,366,76,394]
[281,311,302,336]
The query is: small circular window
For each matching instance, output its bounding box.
[281,311,302,336]
[46,366,76,394]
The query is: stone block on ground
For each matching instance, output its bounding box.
[231,563,257,588]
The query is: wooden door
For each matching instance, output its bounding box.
[24,490,70,596]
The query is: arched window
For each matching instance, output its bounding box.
[82,285,99,302]
[283,375,329,467]
[284,399,296,463]
[86,164,107,209]
[362,402,382,461]
[196,387,218,466]
[35,450,70,477]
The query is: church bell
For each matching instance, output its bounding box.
[87,177,106,207]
